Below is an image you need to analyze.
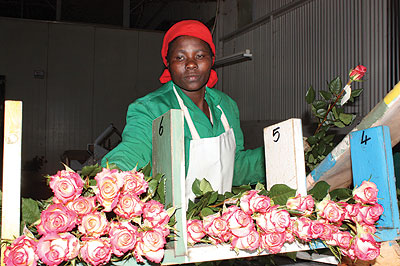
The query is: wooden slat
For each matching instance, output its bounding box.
[264,118,307,195]
[1,101,22,265]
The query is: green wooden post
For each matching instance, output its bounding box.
[152,109,188,259]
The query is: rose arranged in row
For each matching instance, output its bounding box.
[4,167,172,266]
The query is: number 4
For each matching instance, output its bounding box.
[361,130,371,145]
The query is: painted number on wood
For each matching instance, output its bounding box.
[361,130,371,145]
[273,127,280,142]
[159,116,164,136]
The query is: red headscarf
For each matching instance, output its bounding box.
[159,20,218,88]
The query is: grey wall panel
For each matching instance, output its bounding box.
[217,0,390,125]
[0,19,48,169]
[93,28,139,138]
[46,23,95,173]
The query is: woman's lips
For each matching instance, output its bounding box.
[185,74,200,81]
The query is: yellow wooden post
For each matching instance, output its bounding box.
[1,101,22,265]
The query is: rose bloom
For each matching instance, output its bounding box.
[353,181,378,204]
[319,223,338,241]
[135,228,166,264]
[359,204,384,225]
[362,224,377,234]
[49,170,84,204]
[240,190,271,214]
[231,229,260,251]
[66,196,96,217]
[240,190,259,214]
[342,202,361,220]
[187,219,206,245]
[114,192,144,219]
[37,203,77,235]
[79,211,109,237]
[317,200,344,223]
[309,220,325,239]
[341,244,357,260]
[255,207,290,233]
[121,170,148,195]
[37,233,79,266]
[286,195,314,216]
[4,235,38,266]
[80,237,112,266]
[260,231,286,254]
[349,65,367,81]
[95,168,124,212]
[222,206,254,237]
[292,216,312,241]
[109,221,138,257]
[331,231,353,249]
[142,200,170,227]
[353,233,381,261]
[203,213,229,244]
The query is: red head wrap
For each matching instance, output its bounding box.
[159,20,218,88]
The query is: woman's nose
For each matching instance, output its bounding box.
[186,59,198,70]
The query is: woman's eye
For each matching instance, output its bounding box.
[196,54,205,59]
[176,55,184,61]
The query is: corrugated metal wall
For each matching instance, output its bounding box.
[216,0,393,122]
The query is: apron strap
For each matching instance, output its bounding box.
[173,85,231,139]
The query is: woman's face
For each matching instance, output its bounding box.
[167,36,213,92]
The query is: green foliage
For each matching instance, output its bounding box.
[21,198,41,225]
[268,184,296,205]
[304,75,364,173]
[307,181,330,201]
[80,164,102,177]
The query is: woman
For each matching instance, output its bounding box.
[102,20,265,201]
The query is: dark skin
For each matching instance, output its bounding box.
[166,36,214,119]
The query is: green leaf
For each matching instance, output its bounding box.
[166,207,176,218]
[307,135,318,145]
[208,192,218,205]
[339,113,354,125]
[147,179,159,197]
[316,108,326,118]
[140,162,152,177]
[200,178,214,194]
[286,251,297,261]
[268,184,296,205]
[333,121,346,128]
[192,179,202,197]
[351,88,363,97]
[317,142,326,154]
[232,185,252,195]
[323,134,335,143]
[305,86,316,104]
[330,188,352,201]
[332,106,339,119]
[81,164,102,177]
[22,198,41,225]
[328,77,342,95]
[200,207,215,217]
[255,183,266,191]
[312,100,327,110]
[307,181,331,201]
[319,90,333,101]
[156,178,165,204]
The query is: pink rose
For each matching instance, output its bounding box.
[362,224,377,234]
[94,168,124,212]
[37,233,79,266]
[353,181,378,204]
[121,170,148,195]
[79,211,109,237]
[255,207,290,233]
[319,223,338,241]
[332,231,353,249]
[349,65,367,81]
[114,192,144,219]
[222,206,254,237]
[239,190,259,214]
[142,200,169,227]
[353,233,380,261]
[309,220,325,239]
[286,195,314,216]
[49,170,84,204]
[342,202,361,220]
[66,196,96,217]
[80,237,112,266]
[359,204,384,225]
[231,229,260,251]
[4,235,38,266]
[37,204,77,235]
[341,244,356,260]
[134,229,166,263]
[109,221,138,256]
[292,216,312,241]
[187,219,206,245]
[317,200,344,223]
[260,231,286,254]
[240,190,271,215]
[203,213,229,244]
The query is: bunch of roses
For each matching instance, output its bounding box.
[4,168,171,266]
[187,181,383,262]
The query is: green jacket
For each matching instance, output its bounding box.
[101,81,265,186]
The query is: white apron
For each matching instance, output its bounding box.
[172,86,236,203]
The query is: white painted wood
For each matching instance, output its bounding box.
[1,101,22,264]
[264,118,307,196]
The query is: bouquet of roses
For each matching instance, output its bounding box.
[186,179,383,262]
[3,164,175,266]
